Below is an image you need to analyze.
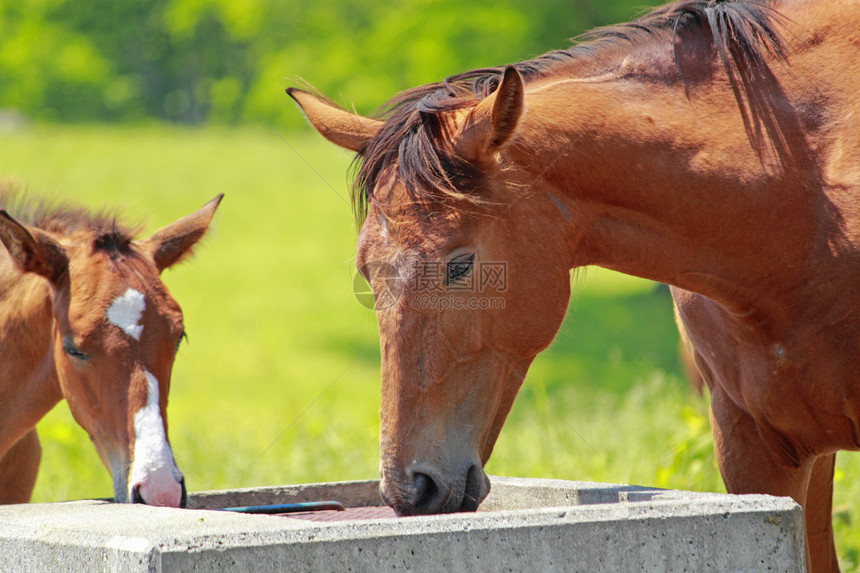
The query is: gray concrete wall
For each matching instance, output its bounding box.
[0,477,805,572]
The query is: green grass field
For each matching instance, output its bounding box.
[1,125,857,570]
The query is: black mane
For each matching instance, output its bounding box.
[352,0,787,223]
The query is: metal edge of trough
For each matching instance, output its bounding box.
[0,476,806,572]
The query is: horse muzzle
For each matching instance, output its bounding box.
[110,453,187,508]
[131,476,187,508]
[380,462,490,516]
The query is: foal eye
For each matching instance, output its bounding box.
[446,253,475,285]
[62,341,89,361]
[177,328,188,351]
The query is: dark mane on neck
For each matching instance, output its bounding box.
[0,186,141,250]
[353,0,787,223]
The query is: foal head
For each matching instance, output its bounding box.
[290,69,573,515]
[0,195,222,506]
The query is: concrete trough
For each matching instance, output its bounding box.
[0,476,804,572]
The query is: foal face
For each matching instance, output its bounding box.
[0,195,221,506]
[53,239,187,506]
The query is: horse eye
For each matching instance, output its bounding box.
[446,253,475,285]
[177,328,188,351]
[62,341,89,361]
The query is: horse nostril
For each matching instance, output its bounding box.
[131,484,145,504]
[460,464,487,512]
[409,471,444,515]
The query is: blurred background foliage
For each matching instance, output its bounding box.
[0,0,662,126]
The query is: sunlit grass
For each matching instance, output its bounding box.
[1,125,857,571]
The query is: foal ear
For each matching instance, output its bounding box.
[141,194,223,272]
[286,88,382,152]
[0,211,69,284]
[457,66,525,161]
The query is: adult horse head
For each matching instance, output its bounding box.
[290,68,574,514]
[0,194,222,506]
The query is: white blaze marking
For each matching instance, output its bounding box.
[129,370,182,507]
[107,288,146,340]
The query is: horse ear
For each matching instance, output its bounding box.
[457,66,525,162]
[0,211,69,284]
[141,194,223,272]
[286,88,382,152]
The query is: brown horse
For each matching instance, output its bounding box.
[289,0,859,570]
[0,192,222,507]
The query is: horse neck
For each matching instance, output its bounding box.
[515,74,825,320]
[0,260,62,438]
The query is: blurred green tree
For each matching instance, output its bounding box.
[0,0,661,125]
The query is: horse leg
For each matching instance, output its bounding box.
[0,428,41,504]
[805,453,840,572]
[709,387,818,571]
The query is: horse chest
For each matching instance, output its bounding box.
[685,304,860,451]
